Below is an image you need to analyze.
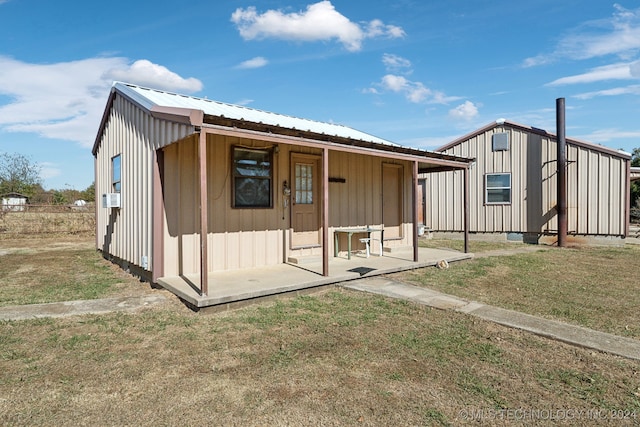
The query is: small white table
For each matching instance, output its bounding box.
[334,227,384,260]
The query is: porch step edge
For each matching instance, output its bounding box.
[287,255,322,265]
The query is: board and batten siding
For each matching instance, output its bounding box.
[328,152,414,250]
[95,93,193,272]
[423,125,628,236]
[162,134,288,276]
[160,134,415,277]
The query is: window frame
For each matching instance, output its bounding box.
[294,162,314,205]
[231,146,273,209]
[112,154,122,193]
[484,172,511,205]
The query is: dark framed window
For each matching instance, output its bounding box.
[232,147,272,208]
[485,173,511,204]
[112,154,121,193]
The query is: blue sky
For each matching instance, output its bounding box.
[1,0,640,190]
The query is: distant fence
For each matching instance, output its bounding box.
[0,204,95,236]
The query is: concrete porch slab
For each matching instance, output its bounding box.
[157,247,473,310]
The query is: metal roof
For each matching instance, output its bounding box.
[113,82,399,147]
[437,119,631,160]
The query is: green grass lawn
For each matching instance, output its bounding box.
[1,290,639,426]
[399,244,640,339]
[0,238,147,307]
[1,237,639,425]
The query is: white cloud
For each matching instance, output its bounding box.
[431,91,463,104]
[102,59,202,92]
[236,56,269,69]
[372,73,460,105]
[560,4,640,60]
[39,162,61,180]
[522,55,552,68]
[369,54,461,105]
[574,84,640,99]
[231,1,404,52]
[576,128,640,144]
[0,56,202,148]
[235,99,255,106]
[380,74,429,103]
[547,62,637,86]
[382,53,411,73]
[381,74,410,92]
[365,19,405,39]
[523,5,640,66]
[448,101,479,121]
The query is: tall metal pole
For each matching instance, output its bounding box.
[556,98,567,248]
[412,161,419,262]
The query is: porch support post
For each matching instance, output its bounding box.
[198,130,209,296]
[412,161,419,262]
[463,166,470,254]
[152,149,165,283]
[322,147,329,276]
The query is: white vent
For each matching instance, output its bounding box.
[102,193,121,208]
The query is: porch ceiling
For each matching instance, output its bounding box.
[203,115,472,167]
[200,122,472,171]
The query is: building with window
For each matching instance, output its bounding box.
[93,82,472,308]
[420,120,632,243]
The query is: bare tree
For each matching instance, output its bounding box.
[0,153,43,197]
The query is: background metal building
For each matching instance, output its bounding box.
[422,120,632,242]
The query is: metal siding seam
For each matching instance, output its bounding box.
[610,157,620,235]
[599,153,608,235]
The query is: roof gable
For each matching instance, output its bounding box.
[93,82,474,168]
[438,120,631,160]
[113,82,397,147]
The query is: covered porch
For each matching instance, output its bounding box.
[158,245,473,310]
[152,123,473,300]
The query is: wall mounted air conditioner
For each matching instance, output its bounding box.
[102,193,121,208]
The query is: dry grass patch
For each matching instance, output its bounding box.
[419,238,530,253]
[400,244,640,339]
[0,210,94,237]
[0,237,150,306]
[1,291,639,426]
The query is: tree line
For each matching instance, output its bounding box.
[0,152,94,205]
